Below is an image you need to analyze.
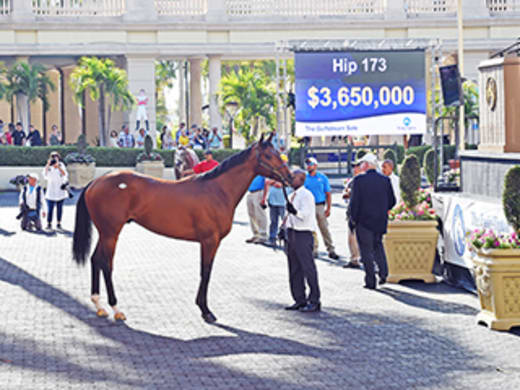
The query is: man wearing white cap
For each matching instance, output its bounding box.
[348,153,396,289]
[18,173,47,231]
[304,157,340,260]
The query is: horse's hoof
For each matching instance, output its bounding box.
[96,308,109,318]
[202,312,217,323]
[114,312,127,321]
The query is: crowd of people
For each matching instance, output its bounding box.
[0,120,63,146]
[244,150,400,312]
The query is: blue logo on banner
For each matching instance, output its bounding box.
[452,204,466,257]
[403,117,411,127]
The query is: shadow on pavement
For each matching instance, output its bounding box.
[0,256,332,389]
[0,227,16,237]
[376,286,479,316]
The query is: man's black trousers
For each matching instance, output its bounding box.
[287,228,320,305]
[355,224,388,288]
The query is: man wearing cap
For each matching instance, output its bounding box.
[192,150,219,174]
[284,169,321,312]
[18,173,47,231]
[304,157,340,260]
[349,153,396,289]
[245,175,268,244]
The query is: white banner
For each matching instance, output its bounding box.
[295,113,426,137]
[433,193,512,269]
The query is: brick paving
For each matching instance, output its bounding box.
[1,190,520,389]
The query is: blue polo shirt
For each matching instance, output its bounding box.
[304,171,331,204]
[248,176,265,192]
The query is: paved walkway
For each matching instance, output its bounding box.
[1,190,520,389]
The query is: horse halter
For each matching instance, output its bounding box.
[255,146,291,186]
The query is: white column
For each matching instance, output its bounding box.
[12,0,33,22]
[178,60,186,124]
[124,0,157,21]
[386,0,406,20]
[189,58,203,128]
[207,0,227,22]
[208,55,222,131]
[126,55,157,140]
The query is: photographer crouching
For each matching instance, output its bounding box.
[17,173,47,231]
[42,151,69,230]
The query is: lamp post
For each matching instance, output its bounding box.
[225,101,239,149]
[457,0,465,152]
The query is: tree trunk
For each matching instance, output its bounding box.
[107,103,112,137]
[16,93,30,135]
[98,86,106,146]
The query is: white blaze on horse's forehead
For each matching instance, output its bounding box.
[118,183,128,190]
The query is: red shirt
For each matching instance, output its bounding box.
[193,159,219,174]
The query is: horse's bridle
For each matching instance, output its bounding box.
[255,147,291,187]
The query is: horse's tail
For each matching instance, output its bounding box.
[72,183,93,266]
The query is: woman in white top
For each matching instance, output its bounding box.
[42,151,69,230]
[109,130,119,148]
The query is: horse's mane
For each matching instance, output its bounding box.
[195,146,253,181]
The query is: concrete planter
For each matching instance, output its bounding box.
[384,220,439,284]
[67,163,96,188]
[472,249,520,331]
[135,160,164,179]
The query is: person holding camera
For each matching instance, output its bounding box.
[18,173,47,231]
[42,152,69,230]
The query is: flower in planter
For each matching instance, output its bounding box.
[136,135,164,164]
[64,135,95,165]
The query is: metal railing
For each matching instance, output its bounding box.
[155,0,207,16]
[32,0,126,17]
[0,0,10,15]
[487,0,520,14]
[405,0,457,16]
[225,0,385,17]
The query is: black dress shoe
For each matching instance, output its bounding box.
[299,302,321,312]
[343,261,361,269]
[328,252,340,260]
[363,285,376,290]
[285,302,306,311]
[379,277,387,286]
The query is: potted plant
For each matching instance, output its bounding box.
[384,155,439,283]
[468,166,520,331]
[135,135,164,178]
[9,175,28,192]
[64,134,96,188]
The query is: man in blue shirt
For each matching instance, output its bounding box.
[246,175,268,244]
[261,154,292,246]
[304,157,339,260]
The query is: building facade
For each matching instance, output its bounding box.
[0,0,518,144]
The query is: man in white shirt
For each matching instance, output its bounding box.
[18,173,47,231]
[284,169,321,313]
[382,159,401,206]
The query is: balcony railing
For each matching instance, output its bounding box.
[405,0,457,16]
[487,0,520,14]
[225,0,385,17]
[0,0,10,15]
[32,0,126,17]
[155,0,207,16]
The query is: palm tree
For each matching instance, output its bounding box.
[220,66,275,142]
[70,57,135,146]
[3,62,55,132]
[155,60,177,133]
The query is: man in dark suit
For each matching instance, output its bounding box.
[348,153,396,289]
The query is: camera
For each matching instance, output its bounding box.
[61,182,74,199]
[50,158,57,166]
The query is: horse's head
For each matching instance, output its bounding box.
[253,133,293,186]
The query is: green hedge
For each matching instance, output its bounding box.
[0,145,247,168]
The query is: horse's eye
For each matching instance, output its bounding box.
[265,154,272,160]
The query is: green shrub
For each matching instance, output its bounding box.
[406,145,431,167]
[383,149,398,173]
[288,147,302,166]
[64,134,95,164]
[503,166,520,232]
[400,155,421,209]
[395,144,405,164]
[136,135,164,163]
[423,149,437,186]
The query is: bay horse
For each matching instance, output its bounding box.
[72,133,292,323]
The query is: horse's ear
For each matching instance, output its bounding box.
[267,132,274,143]
[259,133,265,144]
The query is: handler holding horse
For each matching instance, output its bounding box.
[72,133,292,323]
